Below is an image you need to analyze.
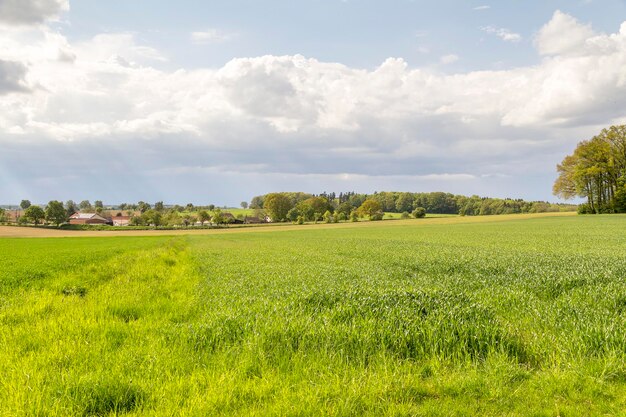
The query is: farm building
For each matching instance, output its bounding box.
[244,216,267,224]
[69,212,110,225]
[4,210,23,223]
[110,214,131,226]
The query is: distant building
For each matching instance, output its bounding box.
[244,216,267,224]
[110,215,131,226]
[222,212,244,224]
[5,209,23,223]
[69,212,110,225]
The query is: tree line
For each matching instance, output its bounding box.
[251,191,575,223]
[1,190,575,228]
[554,125,626,213]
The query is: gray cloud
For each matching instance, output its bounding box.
[0,60,29,94]
[0,0,68,26]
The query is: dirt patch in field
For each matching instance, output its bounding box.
[0,212,575,238]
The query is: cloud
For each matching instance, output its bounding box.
[74,33,168,64]
[0,0,68,26]
[481,26,522,42]
[190,29,233,44]
[440,54,459,64]
[473,5,490,10]
[2,11,626,203]
[534,10,596,56]
[0,60,29,93]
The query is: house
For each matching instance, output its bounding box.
[222,212,244,224]
[69,212,110,225]
[5,209,23,223]
[244,216,265,224]
[110,215,131,226]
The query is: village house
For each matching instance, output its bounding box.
[69,212,110,225]
[5,209,23,223]
[109,213,132,226]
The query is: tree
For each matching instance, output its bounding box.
[46,201,68,226]
[137,201,151,213]
[554,126,625,213]
[24,206,45,225]
[65,200,77,216]
[198,210,210,225]
[211,208,225,225]
[0,208,6,223]
[412,207,426,218]
[240,201,248,209]
[295,197,331,221]
[401,211,410,219]
[395,193,414,213]
[287,208,299,222]
[350,210,359,222]
[94,200,104,209]
[249,196,264,209]
[323,210,333,223]
[263,193,293,222]
[20,200,31,210]
[142,209,162,226]
[79,200,92,211]
[208,204,215,211]
[336,201,352,217]
[154,201,165,212]
[357,199,383,220]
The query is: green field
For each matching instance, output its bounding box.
[1,215,626,416]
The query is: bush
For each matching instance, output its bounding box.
[577,204,594,215]
[401,211,410,219]
[370,212,384,221]
[412,207,426,218]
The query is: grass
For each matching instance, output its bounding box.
[1,214,625,415]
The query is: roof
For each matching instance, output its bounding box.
[69,212,108,221]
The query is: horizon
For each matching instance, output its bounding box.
[0,189,579,209]
[2,1,625,205]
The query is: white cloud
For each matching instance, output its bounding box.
[0,0,68,26]
[481,26,522,42]
[439,54,459,64]
[190,29,232,45]
[535,10,595,56]
[74,33,168,64]
[2,11,626,202]
[474,5,490,10]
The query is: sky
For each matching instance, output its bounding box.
[1,0,626,206]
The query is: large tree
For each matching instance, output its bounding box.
[554,126,626,213]
[20,200,31,210]
[46,201,68,226]
[263,193,293,222]
[24,205,45,225]
[65,200,77,216]
[357,199,383,220]
[79,200,92,211]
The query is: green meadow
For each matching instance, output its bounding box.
[1,215,626,416]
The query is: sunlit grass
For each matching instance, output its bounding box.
[1,214,625,415]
